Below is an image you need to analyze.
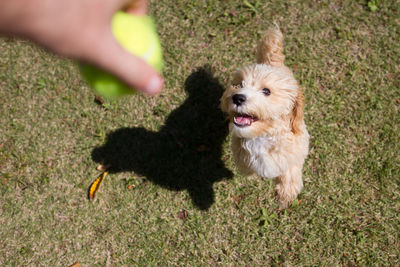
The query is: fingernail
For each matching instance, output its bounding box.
[146,75,163,95]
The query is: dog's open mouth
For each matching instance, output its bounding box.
[233,113,258,127]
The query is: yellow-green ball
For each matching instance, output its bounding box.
[80,11,163,97]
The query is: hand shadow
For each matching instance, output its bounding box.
[91,66,233,210]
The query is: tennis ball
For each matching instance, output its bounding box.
[80,11,163,98]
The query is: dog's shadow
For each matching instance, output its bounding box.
[91,66,233,210]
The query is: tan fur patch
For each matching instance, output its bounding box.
[256,27,285,67]
[290,89,304,135]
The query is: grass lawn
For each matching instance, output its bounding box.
[1,0,399,265]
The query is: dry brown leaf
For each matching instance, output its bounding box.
[232,194,245,205]
[94,95,104,105]
[177,209,188,220]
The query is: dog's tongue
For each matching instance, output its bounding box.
[234,115,253,126]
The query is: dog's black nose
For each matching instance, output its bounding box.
[232,94,246,106]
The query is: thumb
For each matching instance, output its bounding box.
[89,30,163,95]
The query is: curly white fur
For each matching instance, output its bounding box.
[221,27,309,208]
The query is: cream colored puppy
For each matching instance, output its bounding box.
[221,27,309,208]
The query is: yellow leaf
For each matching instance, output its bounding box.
[88,171,108,200]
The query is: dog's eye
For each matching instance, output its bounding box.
[262,88,271,96]
[232,81,243,88]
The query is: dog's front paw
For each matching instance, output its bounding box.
[275,183,301,209]
[275,165,303,209]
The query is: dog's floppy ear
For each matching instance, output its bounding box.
[256,26,285,67]
[290,89,304,135]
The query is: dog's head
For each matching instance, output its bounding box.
[220,27,304,139]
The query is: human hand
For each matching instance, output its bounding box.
[0,0,163,95]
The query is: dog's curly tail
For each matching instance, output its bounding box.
[256,26,285,67]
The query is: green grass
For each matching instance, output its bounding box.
[1,0,399,265]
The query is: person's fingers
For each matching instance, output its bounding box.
[88,30,163,95]
[80,0,161,95]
